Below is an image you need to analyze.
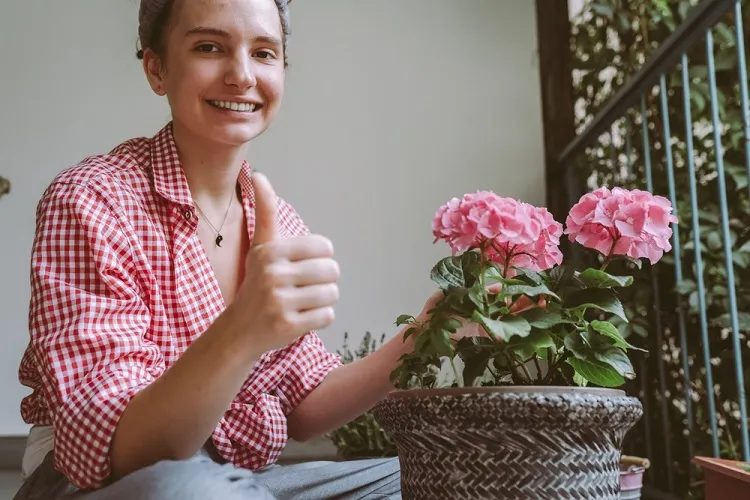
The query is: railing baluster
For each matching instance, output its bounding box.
[734,0,750,462]
[735,0,750,202]
[626,119,634,179]
[659,74,695,460]
[681,54,720,458]
[641,94,675,492]
[639,356,654,484]
[706,28,750,462]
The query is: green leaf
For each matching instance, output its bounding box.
[591,2,614,18]
[563,331,590,360]
[483,266,503,283]
[513,268,544,286]
[395,314,415,326]
[430,256,465,289]
[715,22,737,46]
[461,351,491,387]
[508,329,556,361]
[593,347,636,380]
[438,317,463,333]
[501,284,561,302]
[456,337,497,386]
[403,327,420,342]
[470,312,532,342]
[675,279,697,295]
[678,1,691,21]
[565,288,628,322]
[579,268,634,288]
[711,312,750,331]
[430,329,454,357]
[429,251,481,290]
[567,358,625,388]
[468,281,486,310]
[520,306,575,329]
[590,320,647,352]
[733,251,750,269]
[546,265,584,299]
[573,370,588,387]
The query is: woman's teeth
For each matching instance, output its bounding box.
[210,101,256,112]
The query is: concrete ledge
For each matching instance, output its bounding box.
[0,436,25,470]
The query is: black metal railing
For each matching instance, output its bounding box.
[558,0,750,497]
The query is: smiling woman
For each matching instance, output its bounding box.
[10,0,430,499]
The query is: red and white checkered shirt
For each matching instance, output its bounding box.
[18,122,341,489]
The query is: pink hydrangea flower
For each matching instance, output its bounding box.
[565,187,678,264]
[431,191,562,272]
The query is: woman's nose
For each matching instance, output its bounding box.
[225,53,257,90]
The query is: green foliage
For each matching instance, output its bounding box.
[570,0,750,496]
[390,251,642,390]
[327,332,397,459]
[0,176,9,200]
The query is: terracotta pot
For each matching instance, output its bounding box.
[692,457,750,499]
[372,386,642,500]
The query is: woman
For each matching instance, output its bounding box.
[13,0,442,498]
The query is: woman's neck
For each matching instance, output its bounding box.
[171,121,247,212]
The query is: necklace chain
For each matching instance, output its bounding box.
[193,194,234,248]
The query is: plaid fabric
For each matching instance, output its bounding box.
[17,122,341,490]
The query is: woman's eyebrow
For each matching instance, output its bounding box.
[185,27,283,47]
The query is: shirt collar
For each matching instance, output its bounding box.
[150,122,256,208]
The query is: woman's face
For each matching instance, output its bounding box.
[144,0,286,148]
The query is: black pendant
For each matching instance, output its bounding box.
[215,234,223,247]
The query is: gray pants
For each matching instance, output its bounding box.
[14,450,401,500]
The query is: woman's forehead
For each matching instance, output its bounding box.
[173,0,283,30]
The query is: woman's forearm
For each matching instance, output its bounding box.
[286,328,414,442]
[109,308,262,481]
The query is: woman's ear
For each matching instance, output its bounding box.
[142,49,167,96]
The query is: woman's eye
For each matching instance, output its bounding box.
[196,44,220,53]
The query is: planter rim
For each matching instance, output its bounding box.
[386,385,626,399]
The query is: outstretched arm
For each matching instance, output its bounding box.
[285,325,416,442]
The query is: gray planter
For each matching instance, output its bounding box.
[372,386,643,499]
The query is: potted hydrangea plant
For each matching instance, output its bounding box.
[372,187,675,499]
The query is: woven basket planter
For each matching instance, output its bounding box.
[371,386,643,499]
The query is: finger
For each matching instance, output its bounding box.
[251,172,279,246]
[289,258,340,286]
[276,234,334,262]
[287,283,340,310]
[292,306,336,332]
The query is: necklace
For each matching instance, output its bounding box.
[193,194,234,248]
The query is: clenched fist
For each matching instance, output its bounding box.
[229,172,340,354]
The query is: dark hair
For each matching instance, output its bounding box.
[136,0,292,67]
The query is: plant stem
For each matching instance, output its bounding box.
[504,352,524,383]
[519,360,533,382]
[533,354,544,384]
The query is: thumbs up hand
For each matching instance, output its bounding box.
[229,172,340,354]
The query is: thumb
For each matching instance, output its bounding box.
[251,172,279,245]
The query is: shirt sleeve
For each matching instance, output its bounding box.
[274,332,342,414]
[27,181,165,489]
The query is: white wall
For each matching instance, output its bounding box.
[0,0,544,435]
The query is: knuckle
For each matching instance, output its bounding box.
[312,234,334,256]
[323,306,335,324]
[328,283,340,302]
[329,260,341,281]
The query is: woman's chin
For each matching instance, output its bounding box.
[203,121,268,147]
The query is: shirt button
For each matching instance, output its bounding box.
[183,209,193,221]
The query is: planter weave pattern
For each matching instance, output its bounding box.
[372,389,642,500]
